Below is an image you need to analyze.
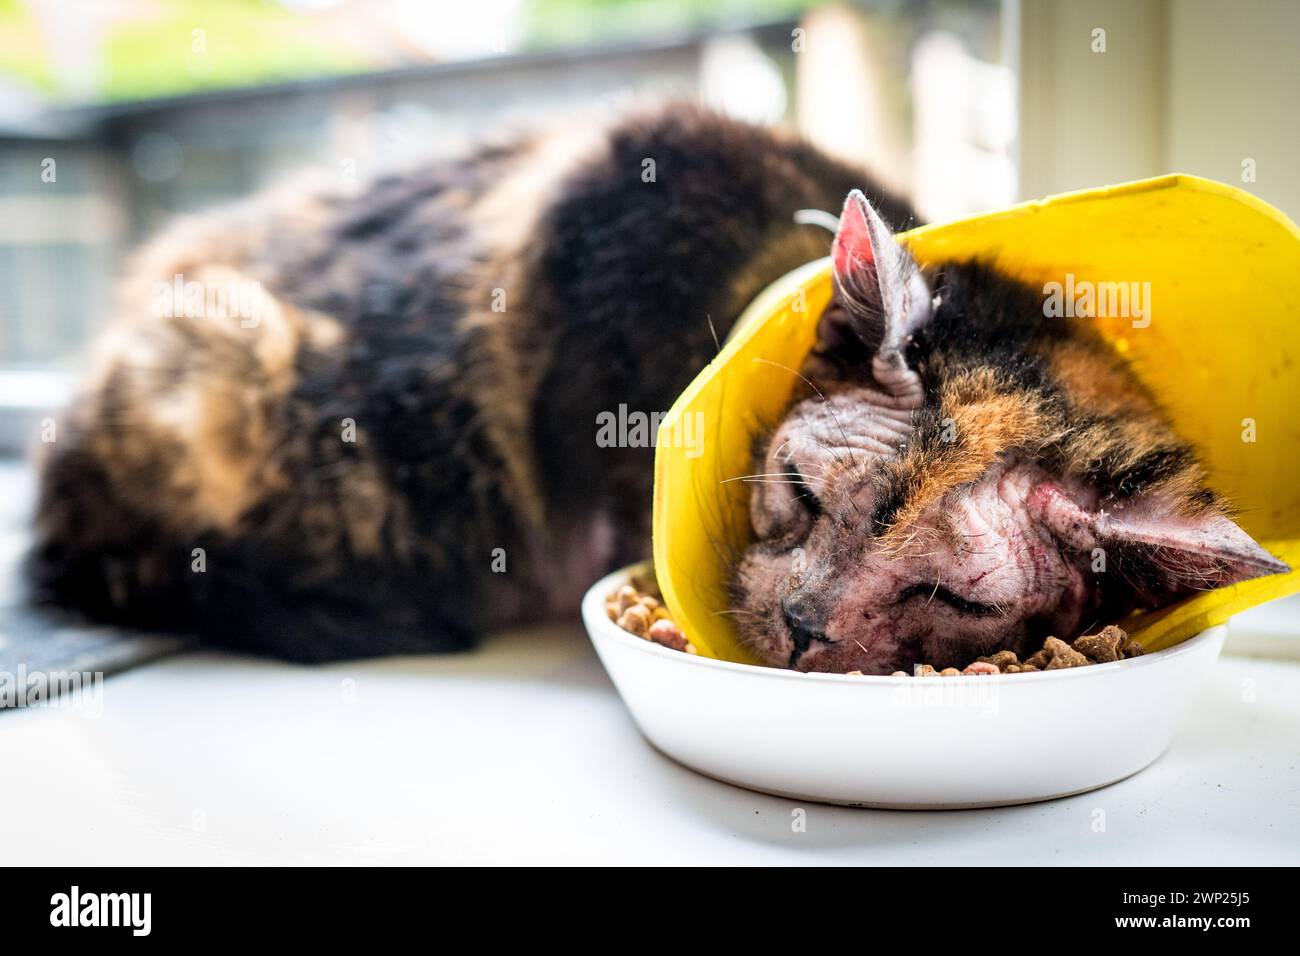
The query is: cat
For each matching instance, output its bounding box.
[29,103,1285,670]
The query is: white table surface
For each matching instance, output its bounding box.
[3,605,1298,866]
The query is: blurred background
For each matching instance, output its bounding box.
[0,0,1297,450]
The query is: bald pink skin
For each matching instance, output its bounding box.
[733,390,1100,674]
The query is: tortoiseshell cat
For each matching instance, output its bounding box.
[31,104,1286,670]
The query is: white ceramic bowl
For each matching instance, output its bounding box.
[583,563,1225,808]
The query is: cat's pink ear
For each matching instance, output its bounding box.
[831,190,879,276]
[831,191,931,404]
[1030,483,1289,602]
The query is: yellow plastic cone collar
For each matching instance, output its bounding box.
[652,174,1300,664]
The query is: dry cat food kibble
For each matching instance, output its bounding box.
[608,583,1144,674]
[606,577,697,655]
[881,624,1144,677]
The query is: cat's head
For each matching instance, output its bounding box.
[731,190,1288,673]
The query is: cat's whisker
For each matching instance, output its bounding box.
[719,472,804,484]
[752,357,826,401]
[706,313,721,354]
[924,575,943,607]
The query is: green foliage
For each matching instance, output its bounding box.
[521,0,821,48]
[0,0,824,105]
[99,0,365,102]
[0,0,56,93]
[0,0,369,104]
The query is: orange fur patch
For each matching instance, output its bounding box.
[1043,338,1213,514]
[881,369,1056,544]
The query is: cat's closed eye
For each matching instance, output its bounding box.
[788,467,822,520]
[896,583,1001,617]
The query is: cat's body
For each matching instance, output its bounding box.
[31,105,916,662]
[32,105,1285,671]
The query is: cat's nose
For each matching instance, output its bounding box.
[781,597,828,651]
